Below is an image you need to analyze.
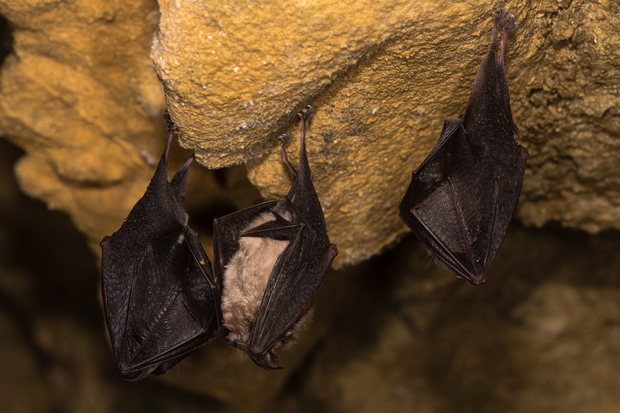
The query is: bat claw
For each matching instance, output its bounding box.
[492,9,507,23]
[163,109,179,133]
[279,132,292,147]
[493,9,517,32]
[298,105,314,121]
[491,9,518,65]
[503,14,517,32]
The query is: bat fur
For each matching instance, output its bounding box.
[214,106,336,370]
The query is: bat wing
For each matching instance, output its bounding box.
[215,106,337,370]
[273,106,331,246]
[212,201,279,282]
[399,123,500,284]
[245,198,337,369]
[459,11,528,278]
[101,139,220,380]
[241,108,337,369]
[399,10,527,285]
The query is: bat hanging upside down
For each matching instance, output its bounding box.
[214,106,338,370]
[101,113,222,380]
[399,10,528,285]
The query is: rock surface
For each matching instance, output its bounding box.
[1,0,620,409]
[0,1,618,268]
[154,0,620,266]
[0,0,165,253]
[3,136,620,412]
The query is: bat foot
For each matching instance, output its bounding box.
[279,132,292,147]
[492,9,517,66]
[163,108,180,159]
[492,9,517,32]
[163,109,179,133]
[298,105,313,122]
[503,14,517,32]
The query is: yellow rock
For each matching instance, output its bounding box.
[1,0,620,408]
[0,0,165,246]
[154,0,620,266]
[1,0,620,270]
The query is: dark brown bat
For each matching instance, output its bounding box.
[399,10,528,285]
[213,106,338,370]
[101,114,221,380]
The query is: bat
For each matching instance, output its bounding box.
[213,106,338,370]
[399,9,528,285]
[101,113,222,380]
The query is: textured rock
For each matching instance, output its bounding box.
[0,0,265,257]
[0,0,618,268]
[282,227,620,413]
[511,2,620,234]
[154,0,620,267]
[3,136,620,412]
[0,0,165,252]
[1,0,620,406]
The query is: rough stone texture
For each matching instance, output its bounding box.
[273,226,620,413]
[0,0,264,258]
[3,135,620,412]
[514,1,620,234]
[1,0,620,409]
[153,0,620,266]
[0,0,617,269]
[0,0,166,253]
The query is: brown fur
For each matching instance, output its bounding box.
[221,212,315,351]
[221,212,289,345]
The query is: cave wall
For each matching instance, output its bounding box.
[0,0,619,412]
[0,0,618,267]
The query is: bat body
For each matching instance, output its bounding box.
[101,117,221,380]
[214,106,338,370]
[399,10,528,285]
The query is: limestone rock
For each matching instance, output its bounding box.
[0,0,618,269]
[283,227,620,413]
[0,0,165,251]
[154,0,620,267]
[4,134,620,411]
